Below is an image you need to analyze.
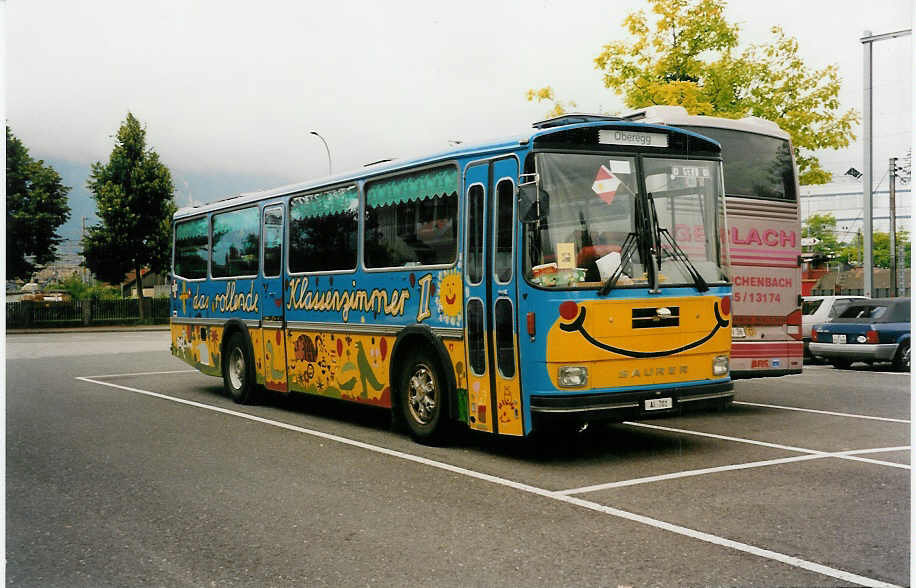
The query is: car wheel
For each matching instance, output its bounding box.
[223,332,259,404]
[893,342,910,372]
[398,348,450,444]
[829,358,851,370]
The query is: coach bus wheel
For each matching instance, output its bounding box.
[223,332,258,404]
[399,350,449,444]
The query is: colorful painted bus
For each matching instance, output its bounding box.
[170,115,733,442]
[625,106,803,378]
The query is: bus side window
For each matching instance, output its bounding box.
[174,217,209,279]
[467,299,486,375]
[364,167,458,269]
[289,186,358,273]
[467,185,484,284]
[494,179,514,283]
[263,206,283,277]
[494,299,515,378]
[211,207,260,278]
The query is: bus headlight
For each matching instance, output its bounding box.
[558,366,588,388]
[712,355,729,376]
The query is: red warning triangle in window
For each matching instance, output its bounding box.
[592,165,621,204]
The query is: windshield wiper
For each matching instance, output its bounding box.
[597,232,638,296]
[648,194,709,293]
[657,228,709,292]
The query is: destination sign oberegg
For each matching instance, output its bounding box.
[599,129,669,148]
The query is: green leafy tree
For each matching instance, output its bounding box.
[83,112,176,319]
[839,231,910,269]
[528,0,858,185]
[802,213,842,259]
[6,127,72,279]
[49,274,91,300]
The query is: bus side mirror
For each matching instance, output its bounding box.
[518,182,546,223]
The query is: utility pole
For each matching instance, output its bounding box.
[889,157,898,297]
[860,28,911,297]
[862,30,874,296]
[857,230,863,266]
[81,216,89,284]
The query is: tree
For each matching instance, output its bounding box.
[48,274,120,300]
[839,230,910,269]
[802,213,842,260]
[524,86,578,119]
[83,112,176,319]
[528,0,858,185]
[6,127,72,279]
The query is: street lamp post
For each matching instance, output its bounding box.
[309,131,332,176]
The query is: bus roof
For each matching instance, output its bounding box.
[623,105,791,141]
[174,119,720,220]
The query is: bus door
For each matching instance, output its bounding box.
[463,158,524,436]
[261,204,288,392]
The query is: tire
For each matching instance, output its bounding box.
[398,349,449,444]
[716,396,734,412]
[223,332,259,404]
[829,358,851,370]
[893,342,910,372]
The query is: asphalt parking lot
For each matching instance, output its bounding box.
[6,331,910,587]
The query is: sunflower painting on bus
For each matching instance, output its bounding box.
[436,268,463,325]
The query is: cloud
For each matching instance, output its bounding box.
[8,0,911,186]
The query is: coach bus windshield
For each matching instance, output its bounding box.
[679,126,796,201]
[523,152,728,290]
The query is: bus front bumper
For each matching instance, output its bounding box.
[529,380,734,430]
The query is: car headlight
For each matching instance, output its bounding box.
[713,355,729,376]
[558,366,588,387]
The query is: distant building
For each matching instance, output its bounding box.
[123,269,169,298]
[801,178,911,241]
[811,266,910,298]
[31,264,82,287]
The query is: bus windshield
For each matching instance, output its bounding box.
[524,152,728,289]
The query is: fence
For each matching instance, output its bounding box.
[7,298,171,329]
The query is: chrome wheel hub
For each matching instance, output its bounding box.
[229,347,245,390]
[407,363,438,425]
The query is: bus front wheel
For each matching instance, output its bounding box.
[223,332,258,404]
[398,349,449,444]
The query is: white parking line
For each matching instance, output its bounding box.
[83,369,199,379]
[75,374,901,588]
[558,454,827,494]
[734,401,910,424]
[559,445,912,495]
[624,422,910,470]
[803,365,909,376]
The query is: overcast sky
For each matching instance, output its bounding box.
[6,0,914,206]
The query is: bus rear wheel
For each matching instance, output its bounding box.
[223,332,259,404]
[399,349,449,444]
